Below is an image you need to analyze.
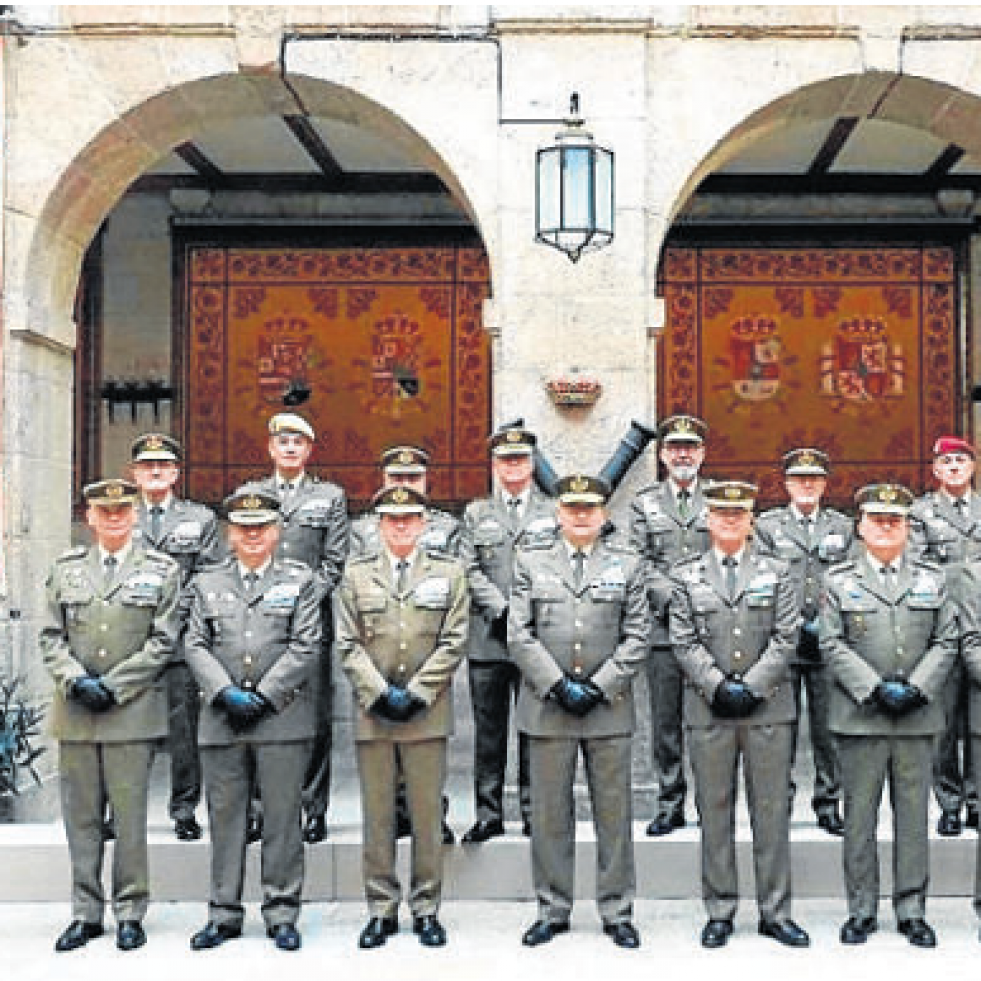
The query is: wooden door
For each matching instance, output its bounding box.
[659,244,961,508]
[179,243,491,510]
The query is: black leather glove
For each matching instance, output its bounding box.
[873,678,927,717]
[215,686,268,729]
[71,677,115,712]
[370,686,426,723]
[489,609,508,645]
[712,677,761,719]
[549,677,601,717]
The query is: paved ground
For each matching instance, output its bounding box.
[5,898,981,981]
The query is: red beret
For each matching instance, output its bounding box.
[933,436,975,458]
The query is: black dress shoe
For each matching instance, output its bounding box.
[839,916,877,944]
[102,817,116,841]
[968,808,979,830]
[413,915,447,947]
[246,814,263,844]
[395,813,411,839]
[462,819,505,844]
[645,813,685,837]
[700,919,733,949]
[358,917,398,949]
[55,920,104,952]
[899,918,937,948]
[116,921,146,951]
[175,816,203,841]
[190,922,242,950]
[522,920,570,946]
[268,923,302,951]
[817,811,845,836]
[603,922,641,948]
[441,821,455,845]
[937,810,962,836]
[759,918,810,947]
[302,815,327,844]
[521,819,531,837]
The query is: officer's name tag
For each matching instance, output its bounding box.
[122,572,164,605]
[420,527,449,550]
[910,573,942,605]
[522,518,557,547]
[170,521,203,545]
[746,572,776,607]
[590,563,627,602]
[262,583,300,613]
[414,577,451,608]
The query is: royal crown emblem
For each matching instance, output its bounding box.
[392,488,410,504]
[242,494,263,510]
[570,476,589,493]
[881,487,897,503]
[675,418,693,433]
[724,486,741,500]
[145,435,164,451]
[506,429,522,443]
[398,450,414,465]
[107,483,123,498]
[798,450,816,467]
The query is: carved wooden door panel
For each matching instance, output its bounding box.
[179,244,491,510]
[659,245,960,508]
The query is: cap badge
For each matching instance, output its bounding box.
[724,486,740,500]
[398,450,414,465]
[506,429,522,443]
[242,494,262,510]
[107,483,123,499]
[392,488,409,504]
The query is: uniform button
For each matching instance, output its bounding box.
[98,649,106,658]
[573,665,583,675]
[734,651,743,660]
[245,632,252,639]
[399,623,406,630]
[242,679,254,690]
[575,598,582,604]
[733,627,741,636]
[575,621,582,629]
[574,642,582,650]
[244,656,252,665]
[100,624,108,632]
[399,664,406,673]
[400,642,407,650]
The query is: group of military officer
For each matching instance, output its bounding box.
[37,405,981,953]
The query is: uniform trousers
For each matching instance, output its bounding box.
[789,659,840,817]
[59,740,156,923]
[468,659,531,824]
[356,738,447,918]
[528,734,634,926]
[165,659,201,821]
[970,735,981,914]
[646,643,686,821]
[934,658,974,816]
[838,734,933,922]
[301,624,333,819]
[688,721,793,923]
[201,740,311,929]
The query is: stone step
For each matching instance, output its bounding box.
[0,821,974,902]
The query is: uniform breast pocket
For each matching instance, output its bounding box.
[905,599,942,646]
[840,601,876,638]
[692,600,723,639]
[531,586,564,626]
[63,601,93,627]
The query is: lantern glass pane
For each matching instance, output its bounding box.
[562,147,592,230]
[594,149,614,234]
[536,148,560,233]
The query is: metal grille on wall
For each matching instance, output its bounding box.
[179,244,491,510]
[659,245,960,508]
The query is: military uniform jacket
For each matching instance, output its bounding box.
[39,545,181,742]
[460,488,558,663]
[349,507,461,560]
[819,551,957,737]
[909,490,981,566]
[954,560,981,736]
[334,550,469,742]
[508,531,649,739]
[254,474,349,599]
[629,480,709,644]
[754,506,854,663]
[670,547,798,728]
[184,557,321,746]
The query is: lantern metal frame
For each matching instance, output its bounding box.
[534,93,615,263]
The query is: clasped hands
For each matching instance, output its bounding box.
[711,675,762,719]
[215,685,273,731]
[370,685,427,723]
[70,676,116,713]
[549,676,604,718]
[870,675,927,717]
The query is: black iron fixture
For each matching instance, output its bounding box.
[535,93,614,262]
[282,379,312,406]
[100,378,174,423]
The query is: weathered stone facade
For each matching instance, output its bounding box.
[6,5,981,789]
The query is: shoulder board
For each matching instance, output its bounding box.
[634,481,661,497]
[56,546,89,562]
[279,558,309,572]
[144,549,180,569]
[347,552,378,566]
[178,499,216,518]
[601,530,637,554]
[670,553,701,571]
[827,559,857,576]
[517,533,557,552]
[912,557,943,573]
[424,550,460,564]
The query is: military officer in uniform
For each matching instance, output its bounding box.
[510,475,649,949]
[910,436,981,836]
[671,480,808,949]
[629,414,710,837]
[460,426,554,843]
[335,485,468,950]
[40,478,181,952]
[130,432,220,841]
[822,483,958,948]
[252,411,349,844]
[349,444,458,844]
[184,488,321,952]
[754,448,852,835]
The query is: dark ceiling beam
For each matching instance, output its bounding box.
[129,171,449,195]
[924,143,966,180]
[808,116,860,175]
[281,115,344,179]
[698,172,981,195]
[174,142,227,186]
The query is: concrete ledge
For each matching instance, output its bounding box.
[0,822,974,903]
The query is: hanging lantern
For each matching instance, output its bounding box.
[534,93,614,262]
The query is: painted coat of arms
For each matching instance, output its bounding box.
[729,316,782,401]
[257,318,313,404]
[820,317,905,401]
